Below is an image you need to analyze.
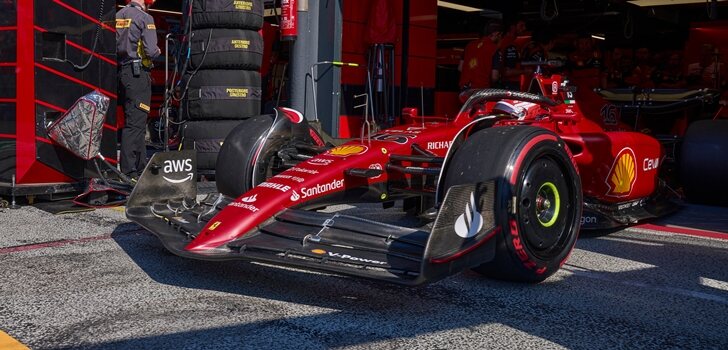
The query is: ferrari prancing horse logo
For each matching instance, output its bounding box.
[606,148,637,197]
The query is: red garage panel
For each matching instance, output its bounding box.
[1,0,117,186]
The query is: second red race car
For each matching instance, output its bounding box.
[126,64,716,285]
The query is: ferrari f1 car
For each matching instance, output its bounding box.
[126,67,710,285]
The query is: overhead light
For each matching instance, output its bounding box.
[591,34,606,40]
[437,1,483,12]
[628,0,726,7]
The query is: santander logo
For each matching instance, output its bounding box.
[290,190,300,201]
[454,192,483,239]
[241,194,257,203]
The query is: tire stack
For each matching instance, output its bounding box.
[181,0,264,174]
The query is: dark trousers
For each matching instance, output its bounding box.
[118,64,151,177]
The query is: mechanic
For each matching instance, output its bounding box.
[459,21,504,90]
[566,32,605,118]
[687,43,725,90]
[654,52,687,89]
[499,19,529,90]
[116,0,160,180]
[603,47,632,89]
[624,47,655,88]
[520,29,555,77]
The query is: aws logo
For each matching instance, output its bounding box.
[162,159,194,184]
[326,145,368,157]
[606,148,636,197]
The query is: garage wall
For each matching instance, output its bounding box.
[337,0,437,137]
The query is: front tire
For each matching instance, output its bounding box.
[215,114,275,197]
[443,126,582,282]
[680,120,728,206]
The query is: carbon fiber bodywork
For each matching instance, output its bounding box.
[126,148,499,285]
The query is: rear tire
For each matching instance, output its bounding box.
[443,126,582,282]
[215,115,275,197]
[680,119,728,206]
[191,0,264,30]
[189,29,263,70]
[182,70,261,120]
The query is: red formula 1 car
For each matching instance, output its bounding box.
[126,67,686,285]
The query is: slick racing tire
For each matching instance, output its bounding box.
[191,0,264,30]
[182,120,245,171]
[189,29,263,70]
[442,126,582,283]
[182,69,261,120]
[215,114,275,197]
[680,119,728,206]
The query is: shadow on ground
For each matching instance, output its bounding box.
[98,208,728,350]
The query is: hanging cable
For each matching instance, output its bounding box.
[163,0,193,107]
[623,10,634,40]
[172,27,213,102]
[161,0,196,135]
[274,0,281,26]
[540,0,559,21]
[706,0,717,20]
[65,0,106,71]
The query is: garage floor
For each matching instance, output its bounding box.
[0,195,727,349]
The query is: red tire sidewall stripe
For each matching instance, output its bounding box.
[508,134,558,185]
[506,133,558,275]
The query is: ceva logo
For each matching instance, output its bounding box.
[454,192,483,239]
[162,159,193,184]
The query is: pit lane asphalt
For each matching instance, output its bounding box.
[1,201,727,350]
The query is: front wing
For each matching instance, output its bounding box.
[126,152,500,285]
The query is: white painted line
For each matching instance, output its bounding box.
[564,266,728,305]
[569,251,656,273]
[700,277,728,293]
[597,236,664,246]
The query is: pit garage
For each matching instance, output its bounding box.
[1,1,727,349]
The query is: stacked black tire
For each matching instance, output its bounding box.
[181,0,264,173]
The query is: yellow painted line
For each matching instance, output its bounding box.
[111,206,126,212]
[0,330,30,350]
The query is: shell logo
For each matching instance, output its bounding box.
[311,249,327,255]
[326,145,368,157]
[606,148,637,197]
